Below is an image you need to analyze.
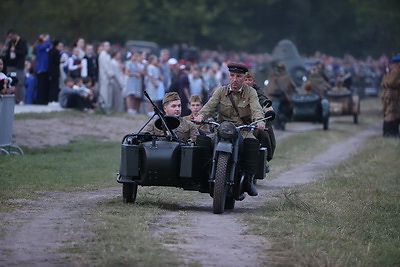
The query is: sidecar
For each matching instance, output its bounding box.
[325,91,360,124]
[116,116,269,212]
[291,93,330,130]
[117,131,210,203]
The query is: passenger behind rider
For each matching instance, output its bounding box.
[183,94,211,134]
[264,62,297,130]
[193,62,265,196]
[330,77,350,94]
[307,65,331,98]
[243,70,276,168]
[145,92,199,142]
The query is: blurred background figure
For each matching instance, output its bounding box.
[381,53,400,138]
[124,51,143,115]
[68,46,82,79]
[98,41,112,109]
[159,49,171,90]
[47,39,63,105]
[145,54,164,115]
[33,33,51,105]
[1,29,28,103]
[109,51,125,112]
[81,44,99,88]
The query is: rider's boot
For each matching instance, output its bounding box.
[241,138,260,196]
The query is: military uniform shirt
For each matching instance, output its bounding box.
[183,114,210,132]
[145,117,199,142]
[199,84,264,126]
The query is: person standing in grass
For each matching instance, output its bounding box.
[381,53,400,138]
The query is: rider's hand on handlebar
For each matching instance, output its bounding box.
[256,121,265,131]
[193,116,203,123]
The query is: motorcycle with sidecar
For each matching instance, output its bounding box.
[325,90,360,124]
[270,91,330,131]
[117,93,275,214]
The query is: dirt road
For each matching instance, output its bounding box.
[0,115,380,266]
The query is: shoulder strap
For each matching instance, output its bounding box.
[228,93,240,115]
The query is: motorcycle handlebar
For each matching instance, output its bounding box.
[191,115,274,131]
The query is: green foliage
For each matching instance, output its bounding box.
[1,0,398,57]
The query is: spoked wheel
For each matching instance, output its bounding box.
[123,183,138,203]
[213,152,230,214]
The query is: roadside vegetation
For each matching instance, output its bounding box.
[248,136,400,266]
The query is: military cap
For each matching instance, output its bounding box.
[390,53,400,62]
[227,63,248,74]
[189,94,202,103]
[162,92,181,105]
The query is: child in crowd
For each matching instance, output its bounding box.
[58,77,95,113]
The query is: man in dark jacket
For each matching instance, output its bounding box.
[47,40,63,104]
[244,70,276,164]
[1,29,28,103]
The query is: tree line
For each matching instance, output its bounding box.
[1,0,399,59]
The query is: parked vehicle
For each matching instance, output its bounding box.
[117,93,275,214]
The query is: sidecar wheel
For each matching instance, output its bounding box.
[213,152,230,214]
[123,183,138,203]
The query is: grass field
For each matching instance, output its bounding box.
[248,136,400,266]
[1,97,399,265]
[0,139,119,211]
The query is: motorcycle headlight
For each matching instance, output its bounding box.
[218,121,237,140]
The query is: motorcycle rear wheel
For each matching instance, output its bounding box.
[213,152,230,214]
[123,183,138,203]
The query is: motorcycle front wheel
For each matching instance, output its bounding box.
[213,152,230,214]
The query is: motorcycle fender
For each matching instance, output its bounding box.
[215,141,233,153]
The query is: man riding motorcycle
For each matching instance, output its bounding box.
[194,63,266,196]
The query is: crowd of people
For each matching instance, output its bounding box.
[0,30,398,137]
[1,30,227,116]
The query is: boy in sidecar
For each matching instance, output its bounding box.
[145,92,199,143]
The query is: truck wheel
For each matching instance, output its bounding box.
[123,183,138,203]
[213,152,230,214]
